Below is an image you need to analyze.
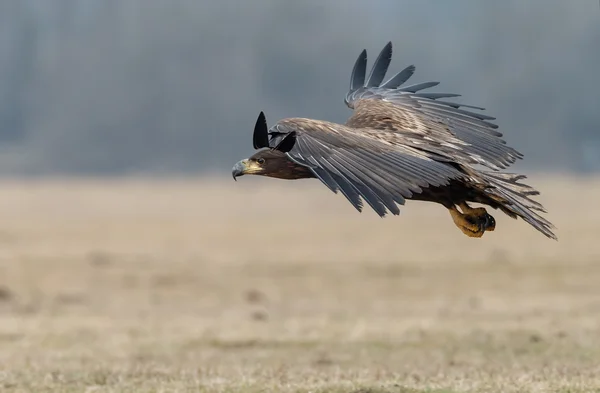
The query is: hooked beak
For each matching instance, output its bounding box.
[232,160,248,181]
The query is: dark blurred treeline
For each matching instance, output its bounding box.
[0,0,598,175]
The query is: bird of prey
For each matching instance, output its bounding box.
[232,42,556,240]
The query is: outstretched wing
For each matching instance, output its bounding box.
[265,117,466,217]
[344,42,522,171]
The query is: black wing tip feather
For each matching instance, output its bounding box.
[252,111,269,150]
[398,81,440,93]
[350,49,368,92]
[382,64,416,89]
[366,41,393,88]
[347,41,416,105]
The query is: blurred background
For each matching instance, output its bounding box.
[0,0,598,176]
[1,2,600,391]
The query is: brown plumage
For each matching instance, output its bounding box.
[232,42,556,240]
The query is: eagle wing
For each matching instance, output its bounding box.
[344,42,522,171]
[264,117,466,217]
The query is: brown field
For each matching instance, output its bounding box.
[0,175,599,392]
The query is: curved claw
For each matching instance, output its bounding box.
[449,205,496,238]
[483,213,496,231]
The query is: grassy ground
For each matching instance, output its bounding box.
[0,175,599,392]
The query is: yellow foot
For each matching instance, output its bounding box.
[458,202,496,232]
[449,203,496,238]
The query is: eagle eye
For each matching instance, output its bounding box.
[257,158,265,165]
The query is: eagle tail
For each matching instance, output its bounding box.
[481,171,557,240]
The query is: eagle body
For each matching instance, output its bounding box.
[232,42,556,240]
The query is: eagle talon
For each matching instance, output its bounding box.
[481,214,490,228]
[484,213,496,231]
[449,204,495,238]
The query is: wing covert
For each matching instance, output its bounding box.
[266,118,465,217]
[344,42,523,170]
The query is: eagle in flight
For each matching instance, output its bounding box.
[232,42,556,240]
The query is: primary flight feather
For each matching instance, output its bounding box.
[232,42,556,240]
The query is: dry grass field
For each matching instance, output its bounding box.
[1,174,599,392]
